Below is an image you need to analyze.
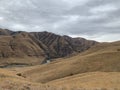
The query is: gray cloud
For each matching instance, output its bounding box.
[0,0,120,42]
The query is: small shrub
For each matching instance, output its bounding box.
[16,73,26,78]
[16,73,22,76]
[69,73,74,76]
[100,88,107,90]
[117,49,120,51]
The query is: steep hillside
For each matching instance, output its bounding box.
[0,32,46,67]
[21,41,120,83]
[30,32,97,60]
[0,28,97,66]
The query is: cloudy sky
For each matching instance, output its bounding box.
[0,0,120,42]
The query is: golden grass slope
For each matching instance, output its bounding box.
[1,68,120,90]
[21,41,120,83]
[0,41,120,90]
[49,72,120,89]
[0,68,58,90]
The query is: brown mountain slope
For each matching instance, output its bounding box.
[0,32,46,67]
[0,28,13,35]
[30,32,97,60]
[0,28,97,66]
[20,41,120,83]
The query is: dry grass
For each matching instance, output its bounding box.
[0,41,120,90]
[0,69,58,90]
[19,41,120,83]
[49,72,120,89]
[0,69,120,90]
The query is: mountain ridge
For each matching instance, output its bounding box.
[0,28,98,66]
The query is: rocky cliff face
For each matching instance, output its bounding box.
[0,28,98,65]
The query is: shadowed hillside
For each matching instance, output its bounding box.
[30,32,97,59]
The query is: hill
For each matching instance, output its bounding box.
[0,28,120,90]
[0,68,57,90]
[49,72,120,89]
[0,31,46,67]
[20,41,120,83]
[0,39,120,89]
[0,28,97,66]
[30,32,97,59]
[1,68,119,90]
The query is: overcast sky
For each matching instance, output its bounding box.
[0,0,120,42]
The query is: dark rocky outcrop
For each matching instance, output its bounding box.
[30,32,98,59]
